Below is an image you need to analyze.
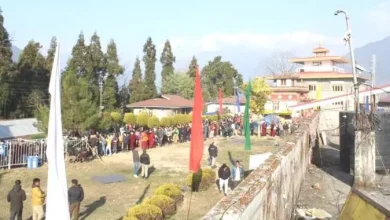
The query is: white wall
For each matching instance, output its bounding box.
[206,103,245,114]
[133,108,175,119]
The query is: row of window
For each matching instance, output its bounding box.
[308,84,344,92]
[332,101,344,106]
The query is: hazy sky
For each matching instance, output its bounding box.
[2,0,390,79]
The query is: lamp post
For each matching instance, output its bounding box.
[335,10,360,119]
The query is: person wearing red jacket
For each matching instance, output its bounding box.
[129,131,137,150]
[148,129,155,148]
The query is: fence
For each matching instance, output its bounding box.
[0,138,88,169]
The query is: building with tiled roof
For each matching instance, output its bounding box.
[205,95,246,114]
[126,94,193,118]
[262,45,369,116]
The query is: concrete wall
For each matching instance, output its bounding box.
[203,113,320,220]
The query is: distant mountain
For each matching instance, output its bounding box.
[12,46,21,62]
[352,36,390,85]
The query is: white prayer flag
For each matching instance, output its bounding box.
[46,41,70,220]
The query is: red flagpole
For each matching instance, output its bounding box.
[218,88,223,114]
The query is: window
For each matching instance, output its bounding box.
[332,85,343,92]
[312,61,322,66]
[309,85,317,91]
[332,101,344,106]
[281,79,286,85]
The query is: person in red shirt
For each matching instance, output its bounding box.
[148,129,155,148]
[129,131,137,150]
[141,130,149,150]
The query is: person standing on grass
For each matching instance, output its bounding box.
[31,178,45,220]
[112,133,118,153]
[123,132,130,152]
[132,148,140,178]
[208,142,218,168]
[130,131,137,151]
[231,160,244,189]
[140,149,151,179]
[7,180,26,220]
[68,179,84,220]
[105,135,112,156]
[218,164,231,196]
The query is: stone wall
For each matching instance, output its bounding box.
[203,113,320,220]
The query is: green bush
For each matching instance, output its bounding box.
[185,168,216,191]
[172,114,192,125]
[137,113,150,127]
[123,113,137,125]
[127,204,163,220]
[122,216,138,220]
[110,112,122,123]
[148,116,160,129]
[154,183,183,203]
[143,195,176,216]
[160,117,171,127]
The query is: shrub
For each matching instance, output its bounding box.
[123,113,137,125]
[148,116,160,129]
[154,183,183,203]
[160,117,172,127]
[143,195,176,216]
[110,112,122,123]
[137,113,150,127]
[185,168,216,192]
[122,216,138,220]
[127,204,163,220]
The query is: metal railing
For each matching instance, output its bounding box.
[0,138,88,169]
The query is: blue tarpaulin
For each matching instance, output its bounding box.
[262,114,280,126]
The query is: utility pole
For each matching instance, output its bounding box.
[99,75,104,117]
[371,54,376,113]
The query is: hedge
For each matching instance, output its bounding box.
[143,195,176,216]
[126,204,163,220]
[154,183,183,203]
[185,168,216,192]
[137,113,150,127]
[148,116,160,129]
[123,113,137,125]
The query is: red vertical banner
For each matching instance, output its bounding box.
[218,88,223,114]
[189,66,204,173]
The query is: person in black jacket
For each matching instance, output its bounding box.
[140,149,151,179]
[218,164,231,196]
[208,142,218,168]
[7,180,26,220]
[68,179,84,220]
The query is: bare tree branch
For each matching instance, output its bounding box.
[264,50,298,76]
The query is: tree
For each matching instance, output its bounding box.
[242,78,271,115]
[34,104,50,133]
[161,72,194,99]
[264,50,297,76]
[148,116,160,128]
[67,31,88,75]
[128,57,143,103]
[142,37,157,99]
[11,40,48,118]
[123,113,137,125]
[201,56,243,102]
[160,40,175,92]
[137,112,150,127]
[86,32,105,105]
[106,39,124,77]
[118,87,130,114]
[61,72,99,131]
[186,56,198,78]
[0,8,14,118]
[45,36,57,74]
[102,75,119,110]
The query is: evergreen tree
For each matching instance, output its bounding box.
[186,56,198,78]
[67,31,88,75]
[142,37,157,99]
[102,39,124,110]
[11,40,48,118]
[128,57,143,103]
[0,8,13,118]
[45,36,57,74]
[201,56,243,102]
[86,32,105,105]
[160,40,175,92]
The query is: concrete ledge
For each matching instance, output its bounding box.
[203,113,320,220]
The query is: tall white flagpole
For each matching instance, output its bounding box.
[46,41,70,220]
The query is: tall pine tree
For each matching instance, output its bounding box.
[160,40,175,93]
[186,56,198,78]
[67,31,88,75]
[142,37,157,99]
[103,39,124,110]
[128,57,143,103]
[86,32,105,105]
[12,41,48,118]
[45,36,57,74]
[0,8,13,118]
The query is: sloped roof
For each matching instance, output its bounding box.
[0,118,42,139]
[208,96,246,105]
[127,94,193,108]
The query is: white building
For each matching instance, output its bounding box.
[205,96,246,114]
